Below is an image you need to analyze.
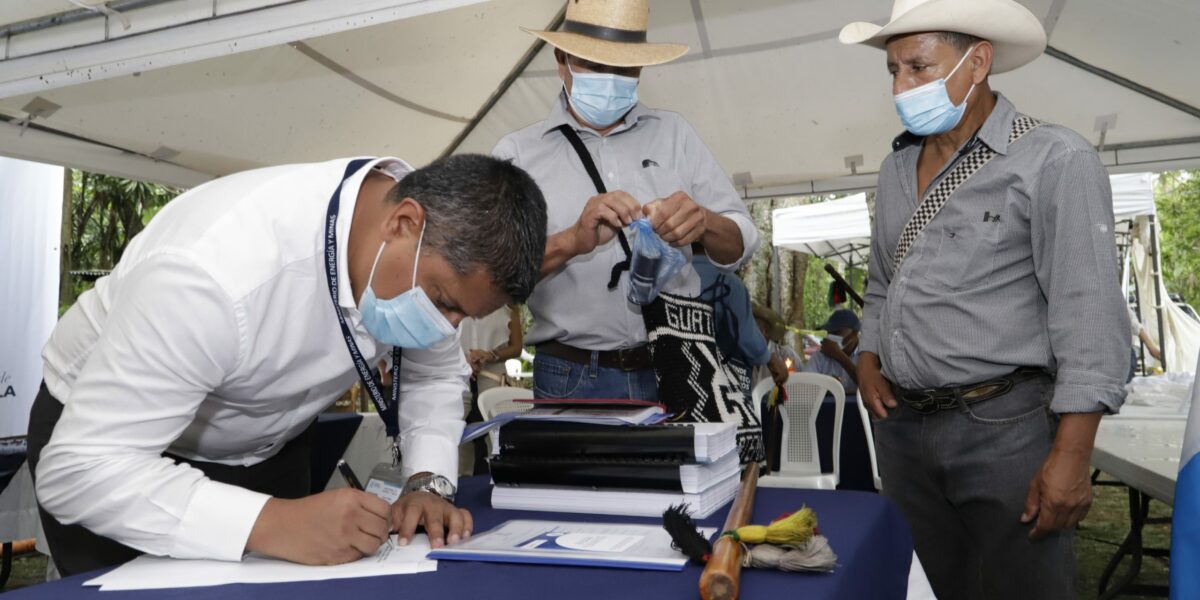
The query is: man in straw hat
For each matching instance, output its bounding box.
[841,0,1129,597]
[494,0,758,402]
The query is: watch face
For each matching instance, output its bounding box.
[408,475,455,500]
[431,478,454,496]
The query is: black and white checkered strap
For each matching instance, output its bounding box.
[892,115,1042,272]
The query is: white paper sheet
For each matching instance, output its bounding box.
[84,535,436,591]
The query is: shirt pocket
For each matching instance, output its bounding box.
[927,206,1004,291]
[632,163,688,203]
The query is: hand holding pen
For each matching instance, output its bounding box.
[338,459,396,550]
[244,465,393,564]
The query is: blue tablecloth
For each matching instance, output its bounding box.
[310,412,363,493]
[816,394,875,492]
[9,476,913,599]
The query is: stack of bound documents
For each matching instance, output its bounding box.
[489,408,741,518]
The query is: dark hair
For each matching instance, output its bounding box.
[388,154,547,303]
[937,31,984,54]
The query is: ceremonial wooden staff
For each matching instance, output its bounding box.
[823,264,864,308]
[700,465,759,600]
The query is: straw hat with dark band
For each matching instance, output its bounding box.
[523,0,688,68]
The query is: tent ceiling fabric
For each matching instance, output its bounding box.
[0,0,564,186]
[0,0,1198,189]
[457,0,1200,187]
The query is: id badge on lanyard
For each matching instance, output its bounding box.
[323,158,403,464]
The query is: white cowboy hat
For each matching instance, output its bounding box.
[839,0,1047,74]
[523,0,688,68]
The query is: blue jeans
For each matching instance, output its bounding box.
[532,354,658,402]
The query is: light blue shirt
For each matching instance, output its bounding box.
[693,255,771,366]
[804,347,862,395]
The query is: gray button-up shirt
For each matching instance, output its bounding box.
[860,93,1128,414]
[493,94,759,350]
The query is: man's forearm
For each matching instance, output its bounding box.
[836,355,859,383]
[1138,330,1162,361]
[1052,412,1103,457]
[492,342,522,361]
[540,230,578,280]
[698,211,744,265]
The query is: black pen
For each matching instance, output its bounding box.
[337,459,365,490]
[337,460,394,549]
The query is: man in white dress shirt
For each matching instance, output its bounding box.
[27,154,547,575]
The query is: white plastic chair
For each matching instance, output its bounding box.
[751,377,776,423]
[477,386,533,421]
[476,387,533,457]
[855,394,884,491]
[759,372,843,490]
[751,377,776,465]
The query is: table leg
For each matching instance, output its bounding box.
[0,541,11,590]
[1097,488,1169,599]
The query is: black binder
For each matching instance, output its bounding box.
[496,420,696,459]
[489,455,690,491]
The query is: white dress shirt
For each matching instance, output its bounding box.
[38,157,469,562]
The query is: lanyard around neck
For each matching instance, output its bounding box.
[323,159,403,450]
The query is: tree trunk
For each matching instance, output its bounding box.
[787,252,809,329]
[59,168,74,308]
[71,174,98,269]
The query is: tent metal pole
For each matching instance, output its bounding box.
[1131,257,1146,376]
[1045,46,1200,121]
[0,0,176,38]
[1147,214,1168,372]
[440,5,567,158]
[770,245,783,317]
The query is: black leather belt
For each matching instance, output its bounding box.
[895,367,1049,415]
[537,341,654,372]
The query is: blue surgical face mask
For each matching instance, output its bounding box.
[566,61,639,129]
[359,223,456,349]
[893,44,979,137]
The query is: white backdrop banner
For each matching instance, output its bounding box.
[0,157,62,439]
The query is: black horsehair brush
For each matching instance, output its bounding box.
[662,504,713,564]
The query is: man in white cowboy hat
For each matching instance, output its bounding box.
[493,0,759,402]
[841,0,1129,597]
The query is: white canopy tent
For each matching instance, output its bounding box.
[0,0,1197,189]
[1112,172,1159,221]
[772,193,871,267]
[1110,173,1200,375]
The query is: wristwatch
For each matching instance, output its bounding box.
[402,473,456,502]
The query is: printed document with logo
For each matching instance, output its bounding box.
[427,520,715,571]
[84,535,436,591]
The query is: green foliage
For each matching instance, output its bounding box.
[1154,171,1200,306]
[60,171,180,311]
[69,171,179,269]
[801,259,867,333]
